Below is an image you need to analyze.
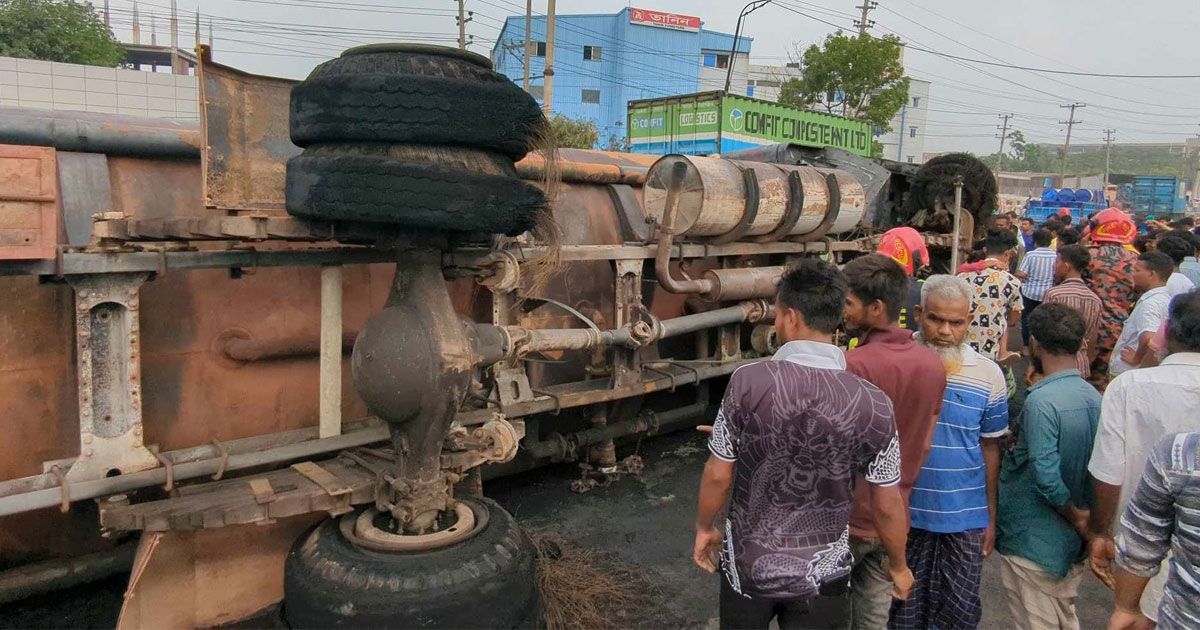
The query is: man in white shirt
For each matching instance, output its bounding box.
[1109,252,1173,376]
[1088,289,1200,626]
[1156,232,1198,297]
[1016,228,1057,347]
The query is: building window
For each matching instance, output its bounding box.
[909,126,918,138]
[912,96,920,107]
[529,85,544,100]
[907,156,915,163]
[703,53,730,69]
[583,45,602,61]
[747,85,755,97]
[534,41,546,57]
[756,80,781,89]
[581,89,600,104]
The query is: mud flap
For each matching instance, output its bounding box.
[117,513,324,629]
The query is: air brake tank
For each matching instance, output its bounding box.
[642,154,866,240]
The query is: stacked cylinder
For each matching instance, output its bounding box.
[642,154,867,242]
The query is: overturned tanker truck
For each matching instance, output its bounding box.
[0,44,996,627]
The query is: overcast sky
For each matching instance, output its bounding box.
[104,0,1200,155]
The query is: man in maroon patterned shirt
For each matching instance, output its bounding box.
[694,259,914,630]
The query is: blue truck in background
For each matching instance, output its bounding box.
[1120,175,1189,217]
[1024,175,1192,225]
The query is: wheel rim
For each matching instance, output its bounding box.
[339,500,481,553]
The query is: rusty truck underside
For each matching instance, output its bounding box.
[0,47,969,625]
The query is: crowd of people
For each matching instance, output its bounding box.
[692,207,1200,630]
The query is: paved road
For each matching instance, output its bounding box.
[2,429,1113,629]
[490,429,1115,630]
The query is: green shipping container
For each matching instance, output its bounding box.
[628,91,872,157]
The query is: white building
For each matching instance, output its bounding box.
[876,78,930,164]
[745,63,802,103]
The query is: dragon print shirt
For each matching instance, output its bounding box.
[709,340,901,600]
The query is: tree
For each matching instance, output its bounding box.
[550,114,599,149]
[778,32,910,132]
[0,0,124,67]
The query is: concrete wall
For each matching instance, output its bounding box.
[0,56,198,121]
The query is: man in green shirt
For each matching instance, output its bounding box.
[997,302,1101,630]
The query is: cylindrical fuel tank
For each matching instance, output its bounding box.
[642,154,866,240]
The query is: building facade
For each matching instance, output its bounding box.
[491,7,750,148]
[875,78,930,164]
[746,63,801,103]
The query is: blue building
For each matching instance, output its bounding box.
[490,7,751,148]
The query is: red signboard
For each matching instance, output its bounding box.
[629,7,701,32]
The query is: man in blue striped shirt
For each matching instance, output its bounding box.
[1018,228,1058,346]
[1111,432,1200,630]
[889,275,1009,630]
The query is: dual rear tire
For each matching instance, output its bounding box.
[283,497,541,629]
[284,44,550,236]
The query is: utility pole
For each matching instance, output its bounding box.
[522,0,531,92]
[726,1,771,95]
[103,0,110,28]
[455,1,472,50]
[132,1,141,44]
[543,0,556,116]
[995,113,1012,171]
[1103,128,1115,187]
[170,0,178,48]
[1059,102,1085,178]
[855,1,878,36]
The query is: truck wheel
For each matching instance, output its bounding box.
[283,497,541,629]
[285,145,546,235]
[289,45,546,160]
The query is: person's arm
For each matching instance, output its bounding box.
[1111,440,1179,627]
[1025,399,1090,537]
[1086,305,1102,362]
[863,432,914,600]
[869,481,914,599]
[1108,569,1152,630]
[1119,331,1157,368]
[694,455,734,573]
[1088,381,1128,588]
[982,438,1002,556]
[980,380,1010,556]
[1017,254,1031,280]
[693,382,743,573]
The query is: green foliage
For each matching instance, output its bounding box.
[982,129,1199,176]
[550,114,599,150]
[0,0,124,67]
[603,133,629,153]
[778,32,910,132]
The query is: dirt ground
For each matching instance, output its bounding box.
[1,427,1114,630]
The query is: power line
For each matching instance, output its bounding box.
[901,42,1200,79]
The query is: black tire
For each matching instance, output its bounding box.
[285,147,546,236]
[289,48,546,160]
[283,497,541,630]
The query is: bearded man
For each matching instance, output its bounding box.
[888,275,1009,630]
